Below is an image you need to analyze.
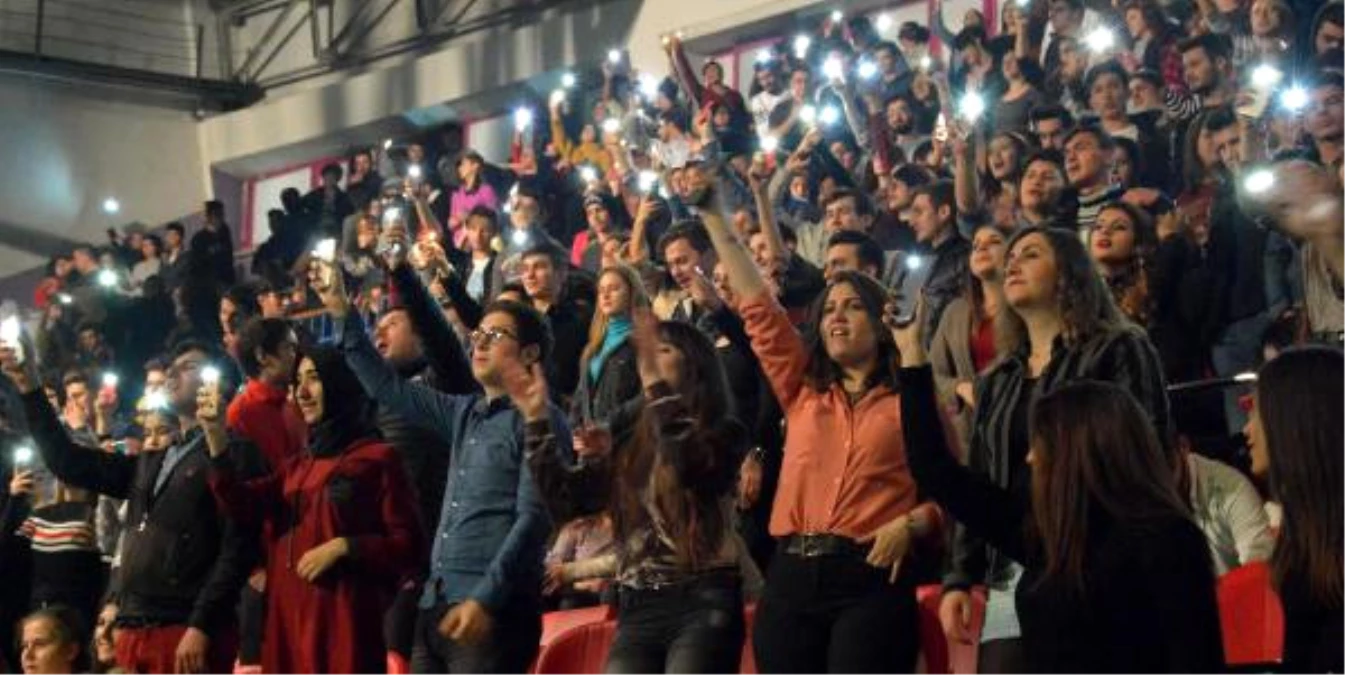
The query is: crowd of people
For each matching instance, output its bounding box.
[0,0,1343,671]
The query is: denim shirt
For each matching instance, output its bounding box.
[336,316,564,612]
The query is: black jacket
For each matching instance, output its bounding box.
[22,391,260,633]
[570,339,642,429]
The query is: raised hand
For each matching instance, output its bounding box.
[502,360,550,424]
[196,380,227,457]
[308,258,350,319]
[0,343,37,394]
[884,292,928,368]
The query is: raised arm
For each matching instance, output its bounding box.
[750,168,789,267]
[388,262,477,395]
[21,389,135,499]
[312,258,471,436]
[508,361,610,524]
[890,316,1028,562]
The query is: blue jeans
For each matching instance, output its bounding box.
[606,575,745,674]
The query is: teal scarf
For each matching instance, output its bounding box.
[588,316,632,382]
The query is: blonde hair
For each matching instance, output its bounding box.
[580,265,652,369]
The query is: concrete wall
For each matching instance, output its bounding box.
[0,73,210,263]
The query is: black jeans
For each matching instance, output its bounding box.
[752,551,920,673]
[410,598,541,674]
[605,575,745,674]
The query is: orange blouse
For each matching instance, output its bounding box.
[739,291,925,540]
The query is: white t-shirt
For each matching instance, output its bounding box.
[1186,453,1275,576]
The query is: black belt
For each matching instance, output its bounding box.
[780,533,869,559]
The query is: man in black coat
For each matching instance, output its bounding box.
[0,339,260,674]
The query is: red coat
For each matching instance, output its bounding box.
[227,378,306,471]
[210,438,425,674]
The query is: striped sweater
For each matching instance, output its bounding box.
[945,325,1171,590]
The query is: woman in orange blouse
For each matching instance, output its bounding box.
[698,186,941,673]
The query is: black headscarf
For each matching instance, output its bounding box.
[298,345,380,458]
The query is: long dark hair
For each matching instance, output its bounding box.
[1257,347,1344,609]
[802,270,901,393]
[999,227,1131,354]
[1029,380,1190,593]
[611,321,737,569]
[1096,201,1159,326]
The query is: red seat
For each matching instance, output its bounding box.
[540,606,615,650]
[533,619,618,674]
[740,602,758,674]
[386,651,410,674]
[916,585,986,674]
[1218,562,1285,667]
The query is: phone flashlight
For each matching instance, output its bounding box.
[819,105,842,126]
[607,49,622,64]
[579,165,599,184]
[561,72,577,89]
[13,445,33,467]
[638,170,660,194]
[97,269,118,288]
[200,365,221,387]
[313,238,337,262]
[793,34,811,59]
[823,55,845,81]
[1085,27,1115,53]
[144,389,170,412]
[102,372,119,389]
[602,117,621,134]
[958,91,986,122]
[1280,85,1308,112]
[1251,63,1283,89]
[514,107,534,131]
[638,74,660,99]
[1243,168,1275,194]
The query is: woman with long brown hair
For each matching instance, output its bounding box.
[701,185,940,672]
[1244,346,1344,672]
[1090,201,1210,383]
[936,226,1170,672]
[507,314,748,673]
[891,305,1224,669]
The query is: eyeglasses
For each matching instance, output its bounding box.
[469,327,518,349]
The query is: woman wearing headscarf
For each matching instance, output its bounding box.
[200,346,424,674]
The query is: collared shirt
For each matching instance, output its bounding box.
[153,430,204,497]
[226,378,306,471]
[336,316,561,612]
[739,292,919,540]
